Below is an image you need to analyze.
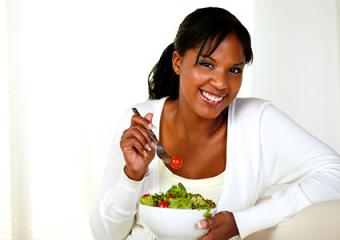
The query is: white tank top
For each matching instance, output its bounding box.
[159,161,225,204]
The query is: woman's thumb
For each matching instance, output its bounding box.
[144,112,153,123]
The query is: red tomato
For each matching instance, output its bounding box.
[170,156,183,169]
[167,193,174,199]
[158,200,169,208]
[142,194,150,198]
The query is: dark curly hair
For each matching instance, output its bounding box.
[148,7,253,100]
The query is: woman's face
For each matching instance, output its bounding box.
[172,33,245,119]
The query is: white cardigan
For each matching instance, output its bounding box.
[90,97,340,240]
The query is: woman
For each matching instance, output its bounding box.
[90,7,340,240]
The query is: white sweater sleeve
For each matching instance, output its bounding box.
[234,103,340,239]
[96,170,149,240]
[90,109,148,240]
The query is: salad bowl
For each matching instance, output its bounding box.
[138,183,217,240]
[139,204,217,240]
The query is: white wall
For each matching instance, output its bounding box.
[0,0,11,238]
[252,0,340,152]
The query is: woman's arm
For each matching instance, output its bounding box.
[90,123,143,240]
[90,110,145,240]
[90,164,148,240]
[90,106,156,240]
[234,103,340,239]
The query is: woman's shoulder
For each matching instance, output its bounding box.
[131,97,167,116]
[231,97,296,130]
[113,97,167,137]
[229,97,275,134]
[232,97,272,115]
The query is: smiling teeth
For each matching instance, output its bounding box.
[202,91,223,102]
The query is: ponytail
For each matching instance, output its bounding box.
[148,43,179,100]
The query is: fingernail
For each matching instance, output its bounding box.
[150,142,157,148]
[148,123,157,130]
[145,144,152,151]
[143,151,148,157]
[196,220,207,229]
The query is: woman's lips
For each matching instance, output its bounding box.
[200,90,225,106]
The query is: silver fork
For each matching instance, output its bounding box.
[132,107,181,168]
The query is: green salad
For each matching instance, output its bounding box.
[139,183,216,217]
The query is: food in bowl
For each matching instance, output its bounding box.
[139,183,217,240]
[139,182,216,217]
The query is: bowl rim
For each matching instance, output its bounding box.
[138,203,217,212]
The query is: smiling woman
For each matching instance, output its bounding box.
[2,0,253,240]
[4,0,339,240]
[90,5,340,240]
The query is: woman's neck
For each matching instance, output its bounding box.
[165,99,228,141]
[160,98,228,179]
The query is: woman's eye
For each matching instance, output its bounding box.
[198,61,214,69]
[230,67,242,74]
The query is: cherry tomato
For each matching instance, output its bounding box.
[158,200,169,208]
[142,194,150,198]
[170,156,183,169]
[167,193,174,199]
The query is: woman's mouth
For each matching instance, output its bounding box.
[200,90,225,106]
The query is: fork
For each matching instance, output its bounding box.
[132,107,182,169]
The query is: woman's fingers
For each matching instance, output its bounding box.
[131,112,155,131]
[130,111,157,145]
[119,111,157,181]
[144,112,154,124]
[122,125,155,153]
[198,212,239,240]
[121,136,148,157]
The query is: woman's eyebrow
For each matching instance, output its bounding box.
[198,55,216,63]
[198,56,245,66]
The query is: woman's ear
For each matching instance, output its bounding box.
[172,51,181,75]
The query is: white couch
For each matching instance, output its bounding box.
[246,200,340,240]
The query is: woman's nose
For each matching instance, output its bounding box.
[210,70,228,90]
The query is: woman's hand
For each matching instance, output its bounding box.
[198,211,239,240]
[120,112,157,181]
